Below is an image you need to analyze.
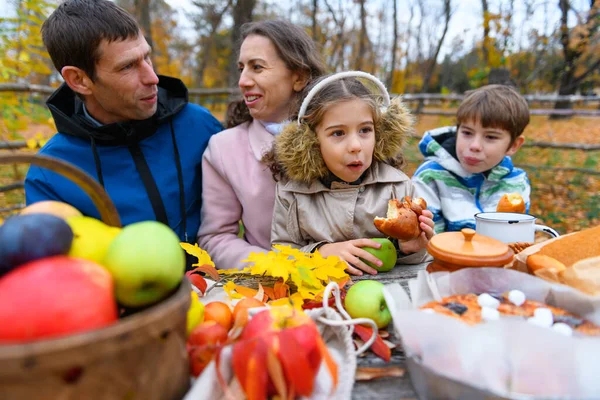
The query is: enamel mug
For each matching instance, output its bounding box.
[474,212,560,243]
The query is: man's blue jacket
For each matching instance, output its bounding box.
[25,76,223,243]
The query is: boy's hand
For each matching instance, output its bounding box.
[399,210,435,254]
[318,239,382,276]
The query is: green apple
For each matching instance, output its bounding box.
[103,221,185,307]
[359,238,397,272]
[344,280,391,329]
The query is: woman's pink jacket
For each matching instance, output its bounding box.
[197,119,275,270]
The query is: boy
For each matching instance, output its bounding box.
[412,84,530,233]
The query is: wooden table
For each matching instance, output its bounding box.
[350,263,428,399]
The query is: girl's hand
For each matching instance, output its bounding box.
[318,239,383,276]
[399,210,435,254]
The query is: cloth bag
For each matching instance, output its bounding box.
[184,282,378,400]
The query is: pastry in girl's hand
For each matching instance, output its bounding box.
[374,196,427,241]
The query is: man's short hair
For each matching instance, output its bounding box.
[456,84,530,142]
[42,0,140,81]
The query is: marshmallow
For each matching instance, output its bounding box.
[534,308,554,326]
[478,293,500,309]
[481,307,500,321]
[508,290,526,307]
[552,323,573,336]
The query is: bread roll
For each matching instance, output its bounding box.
[526,254,566,273]
[496,193,526,213]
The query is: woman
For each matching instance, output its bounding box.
[197,20,326,270]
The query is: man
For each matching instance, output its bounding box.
[25,0,222,244]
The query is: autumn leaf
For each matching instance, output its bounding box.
[186,271,208,294]
[223,281,244,300]
[189,264,220,281]
[180,243,215,268]
[273,281,289,299]
[353,325,391,362]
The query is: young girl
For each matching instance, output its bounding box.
[264,71,434,276]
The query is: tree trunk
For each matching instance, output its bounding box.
[135,0,153,50]
[552,0,576,119]
[387,0,398,88]
[196,1,232,87]
[228,0,257,89]
[552,0,599,118]
[416,0,451,114]
[355,0,368,70]
[312,0,318,42]
[403,1,415,92]
[481,0,489,66]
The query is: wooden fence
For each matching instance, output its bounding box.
[2,83,600,116]
[1,82,599,210]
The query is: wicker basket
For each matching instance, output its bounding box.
[0,153,191,400]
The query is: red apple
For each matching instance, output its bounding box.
[189,345,218,377]
[0,256,118,342]
[188,320,228,348]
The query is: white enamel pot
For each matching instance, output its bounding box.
[474,212,560,244]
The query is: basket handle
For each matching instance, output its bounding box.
[0,153,121,227]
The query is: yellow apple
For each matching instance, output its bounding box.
[21,200,82,220]
[67,216,120,264]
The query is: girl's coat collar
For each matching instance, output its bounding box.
[280,162,409,194]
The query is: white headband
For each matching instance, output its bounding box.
[297,70,391,125]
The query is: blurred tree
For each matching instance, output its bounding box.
[311,0,318,41]
[228,0,257,89]
[552,0,599,118]
[323,0,348,71]
[416,0,452,114]
[191,0,232,87]
[135,0,153,50]
[354,0,369,70]
[0,0,55,139]
[481,0,490,65]
[387,0,398,88]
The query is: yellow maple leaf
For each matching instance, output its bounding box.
[297,282,324,299]
[180,242,214,267]
[223,281,244,300]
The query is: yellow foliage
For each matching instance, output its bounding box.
[0,0,54,138]
[180,242,215,268]
[219,245,349,301]
[26,139,38,149]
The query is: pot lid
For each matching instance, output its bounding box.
[426,228,514,267]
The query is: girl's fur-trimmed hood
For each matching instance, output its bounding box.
[272,96,414,183]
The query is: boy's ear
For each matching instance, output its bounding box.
[61,66,94,96]
[506,136,525,156]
